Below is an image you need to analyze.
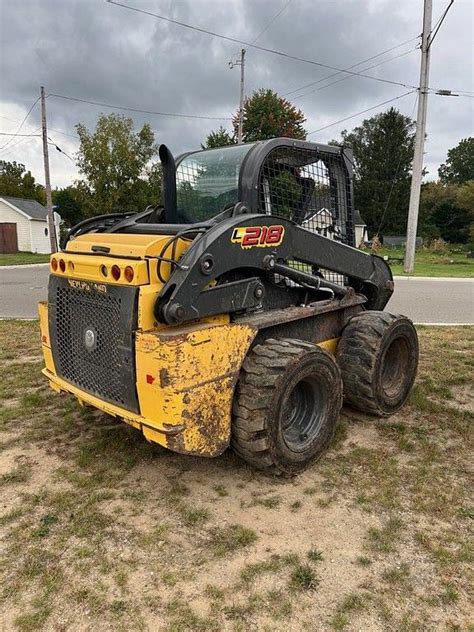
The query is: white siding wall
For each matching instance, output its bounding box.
[0,200,31,250]
[30,220,51,253]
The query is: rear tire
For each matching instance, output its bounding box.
[337,311,419,417]
[232,338,343,475]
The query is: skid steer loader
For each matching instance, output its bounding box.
[39,138,419,474]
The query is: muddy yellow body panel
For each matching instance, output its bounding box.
[40,232,342,458]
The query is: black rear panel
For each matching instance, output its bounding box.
[49,276,139,413]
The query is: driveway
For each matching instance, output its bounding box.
[1,265,473,324]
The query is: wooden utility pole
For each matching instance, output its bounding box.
[404,0,432,273]
[229,49,246,144]
[40,86,58,253]
[238,49,246,144]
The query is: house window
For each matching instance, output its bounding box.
[44,227,48,236]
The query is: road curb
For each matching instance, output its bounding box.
[0,263,49,270]
[393,275,473,282]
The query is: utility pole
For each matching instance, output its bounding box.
[229,49,246,144]
[404,0,432,273]
[40,86,58,254]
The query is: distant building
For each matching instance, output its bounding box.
[0,196,60,254]
[353,209,368,247]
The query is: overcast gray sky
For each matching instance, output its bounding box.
[0,0,472,190]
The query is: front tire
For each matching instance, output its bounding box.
[232,338,343,475]
[337,311,419,417]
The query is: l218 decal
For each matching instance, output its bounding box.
[231,225,285,249]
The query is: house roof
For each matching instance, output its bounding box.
[0,196,48,220]
[353,208,366,226]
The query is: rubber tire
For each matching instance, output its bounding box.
[231,338,343,475]
[337,311,419,417]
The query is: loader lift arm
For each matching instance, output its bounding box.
[154,213,393,325]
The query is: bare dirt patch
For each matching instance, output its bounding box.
[0,322,472,631]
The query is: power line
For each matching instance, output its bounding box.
[0,132,41,137]
[47,92,233,120]
[0,126,42,158]
[0,97,40,151]
[428,0,454,49]
[307,90,416,135]
[250,0,292,45]
[106,0,418,91]
[376,92,419,236]
[292,48,417,101]
[283,36,420,98]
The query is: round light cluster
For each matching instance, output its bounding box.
[51,257,135,283]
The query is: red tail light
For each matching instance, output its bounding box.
[59,259,66,273]
[51,258,58,271]
[111,265,121,281]
[124,266,134,283]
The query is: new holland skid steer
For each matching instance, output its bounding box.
[39,138,419,474]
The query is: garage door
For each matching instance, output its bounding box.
[0,223,18,253]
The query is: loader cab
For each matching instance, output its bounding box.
[173,138,356,249]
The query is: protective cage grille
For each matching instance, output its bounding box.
[49,278,139,413]
[257,145,354,286]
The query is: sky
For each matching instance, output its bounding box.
[0,0,472,190]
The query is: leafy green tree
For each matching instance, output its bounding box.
[233,89,307,142]
[0,160,46,204]
[75,113,159,216]
[52,187,84,227]
[338,107,416,235]
[202,126,236,149]
[420,180,473,243]
[439,137,474,185]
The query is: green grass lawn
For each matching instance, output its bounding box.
[0,252,51,266]
[0,321,472,631]
[377,246,474,278]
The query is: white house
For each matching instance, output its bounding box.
[0,196,61,254]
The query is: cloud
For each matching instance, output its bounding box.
[0,0,472,188]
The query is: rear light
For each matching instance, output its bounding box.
[124,266,134,283]
[68,261,75,273]
[59,259,66,273]
[100,264,108,278]
[111,265,121,281]
[51,258,58,272]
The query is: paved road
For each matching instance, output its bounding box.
[1,265,473,324]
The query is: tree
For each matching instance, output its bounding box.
[52,187,84,227]
[75,113,159,216]
[0,160,46,204]
[338,107,416,235]
[202,126,236,149]
[234,89,306,142]
[420,180,473,243]
[439,137,474,185]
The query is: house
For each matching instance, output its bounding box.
[0,196,61,254]
[353,209,368,247]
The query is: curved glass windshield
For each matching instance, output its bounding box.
[175,143,255,223]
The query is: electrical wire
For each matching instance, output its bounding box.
[47,92,232,121]
[0,126,42,157]
[283,36,420,98]
[0,96,40,151]
[0,132,41,137]
[250,0,292,45]
[292,47,417,101]
[428,0,454,49]
[106,0,418,91]
[375,92,419,236]
[307,90,416,136]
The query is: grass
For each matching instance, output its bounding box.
[0,252,50,266]
[0,320,473,630]
[377,244,474,277]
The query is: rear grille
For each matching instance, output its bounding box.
[49,277,139,412]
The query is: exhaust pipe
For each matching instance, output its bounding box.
[159,144,177,223]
